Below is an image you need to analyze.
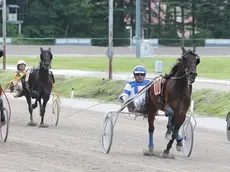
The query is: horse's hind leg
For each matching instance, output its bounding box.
[25,94,37,126]
[143,107,158,155]
[39,99,48,128]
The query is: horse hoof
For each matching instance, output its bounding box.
[27,121,37,126]
[143,148,158,156]
[165,133,172,140]
[38,124,49,128]
[159,151,175,159]
[176,145,183,152]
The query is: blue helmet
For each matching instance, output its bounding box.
[133,65,146,75]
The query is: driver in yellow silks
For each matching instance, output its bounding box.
[10,60,26,92]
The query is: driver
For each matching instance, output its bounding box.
[10,60,27,92]
[118,65,150,114]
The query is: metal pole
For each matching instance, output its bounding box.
[108,0,113,80]
[136,0,141,58]
[2,0,6,69]
[181,0,185,47]
[130,27,132,50]
[2,0,6,70]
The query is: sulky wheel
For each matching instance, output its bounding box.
[226,111,230,142]
[181,118,194,157]
[52,98,60,126]
[102,112,114,154]
[0,107,9,142]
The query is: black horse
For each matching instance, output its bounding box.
[17,47,54,127]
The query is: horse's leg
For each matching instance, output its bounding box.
[163,123,182,156]
[25,93,37,126]
[165,104,174,140]
[0,97,5,123]
[31,99,38,109]
[175,114,186,152]
[144,104,158,155]
[175,134,183,152]
[148,111,156,152]
[39,98,48,128]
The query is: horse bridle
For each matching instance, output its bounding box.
[40,52,52,69]
[171,50,200,84]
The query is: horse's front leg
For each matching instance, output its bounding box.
[25,93,37,126]
[39,98,49,128]
[163,123,182,158]
[31,99,38,109]
[165,104,174,140]
[0,97,5,123]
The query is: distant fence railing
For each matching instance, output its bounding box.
[205,39,230,47]
[1,37,230,47]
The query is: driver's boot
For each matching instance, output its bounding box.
[127,102,136,112]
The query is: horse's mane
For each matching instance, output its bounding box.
[164,61,179,79]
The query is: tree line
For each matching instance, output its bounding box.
[2,0,230,46]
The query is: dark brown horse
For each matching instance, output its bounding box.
[145,46,200,156]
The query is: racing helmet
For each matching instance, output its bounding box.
[17,60,26,66]
[17,60,26,70]
[133,65,146,75]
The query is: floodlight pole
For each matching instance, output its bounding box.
[136,0,141,58]
[2,0,6,69]
[108,0,113,80]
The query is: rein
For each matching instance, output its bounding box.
[171,73,186,80]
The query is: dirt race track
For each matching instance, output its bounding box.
[1,98,230,172]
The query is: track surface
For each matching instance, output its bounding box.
[0,98,230,172]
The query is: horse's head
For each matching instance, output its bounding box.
[40,47,53,70]
[178,46,200,84]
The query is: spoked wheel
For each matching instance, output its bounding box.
[181,118,194,157]
[102,113,114,154]
[226,111,230,142]
[0,107,9,142]
[52,98,60,126]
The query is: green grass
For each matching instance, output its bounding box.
[192,89,230,117]
[2,56,230,79]
[0,70,228,117]
[53,76,125,101]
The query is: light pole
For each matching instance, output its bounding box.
[2,0,6,69]
[136,0,141,58]
[126,26,132,50]
[108,0,114,80]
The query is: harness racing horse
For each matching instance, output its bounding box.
[18,47,53,127]
[145,46,200,157]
